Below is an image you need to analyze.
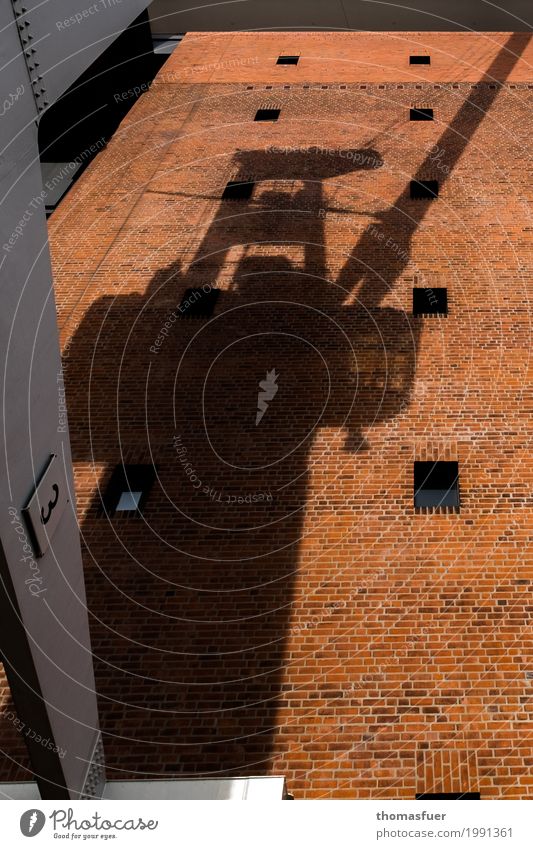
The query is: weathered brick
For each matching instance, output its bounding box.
[1,31,531,798]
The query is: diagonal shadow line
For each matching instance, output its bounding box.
[412,32,532,201]
[343,32,532,308]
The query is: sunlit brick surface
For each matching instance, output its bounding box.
[163,31,533,83]
[2,32,531,798]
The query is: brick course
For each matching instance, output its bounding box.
[1,31,532,798]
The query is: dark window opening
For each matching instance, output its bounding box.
[38,10,162,217]
[222,179,255,200]
[277,55,299,65]
[410,107,434,121]
[416,793,480,800]
[178,287,221,319]
[410,55,431,65]
[100,464,156,517]
[254,108,281,122]
[413,288,447,316]
[414,461,460,509]
[410,179,439,199]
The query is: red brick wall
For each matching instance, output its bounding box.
[2,32,531,798]
[163,31,533,83]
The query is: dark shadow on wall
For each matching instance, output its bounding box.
[38,11,165,163]
[64,144,406,779]
[60,33,529,784]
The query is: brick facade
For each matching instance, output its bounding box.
[1,31,532,798]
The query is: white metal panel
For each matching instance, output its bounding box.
[103,777,287,799]
[0,783,41,800]
[0,776,288,800]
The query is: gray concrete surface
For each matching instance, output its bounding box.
[149,0,532,34]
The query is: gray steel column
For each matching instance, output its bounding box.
[0,0,150,801]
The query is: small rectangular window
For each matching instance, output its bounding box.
[410,107,434,121]
[416,793,480,800]
[222,179,255,200]
[100,465,156,517]
[254,108,281,122]
[178,287,221,319]
[414,461,460,509]
[413,287,447,316]
[277,55,299,65]
[410,55,430,65]
[410,179,439,199]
